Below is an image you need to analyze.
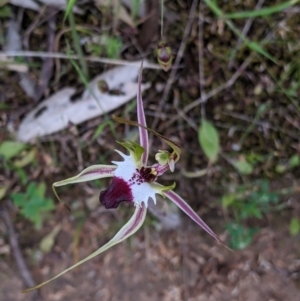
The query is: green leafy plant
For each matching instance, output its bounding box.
[105,35,123,59]
[130,0,141,19]
[11,182,55,230]
[0,5,11,18]
[276,154,300,173]
[226,223,258,250]
[0,140,27,160]
[198,119,220,163]
[232,159,254,175]
[86,35,123,59]
[203,0,279,63]
[222,179,279,249]
[223,0,299,19]
[289,218,300,236]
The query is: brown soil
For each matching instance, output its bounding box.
[1,211,299,301]
[1,1,300,300]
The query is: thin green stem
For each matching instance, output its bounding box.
[238,103,269,147]
[67,11,89,79]
[224,0,299,19]
[203,0,278,64]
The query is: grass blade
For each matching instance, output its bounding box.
[204,0,278,64]
[224,0,299,19]
[67,10,89,79]
[64,0,78,21]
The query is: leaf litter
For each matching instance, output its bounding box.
[17,64,151,142]
[0,1,300,300]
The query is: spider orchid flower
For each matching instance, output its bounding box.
[24,64,224,293]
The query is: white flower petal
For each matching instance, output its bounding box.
[131,181,157,207]
[112,151,137,181]
[112,151,157,207]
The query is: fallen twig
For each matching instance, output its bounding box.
[34,7,56,102]
[1,51,162,69]
[1,204,42,300]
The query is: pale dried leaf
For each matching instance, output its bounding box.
[113,0,135,28]
[19,74,36,97]
[10,0,83,14]
[17,63,151,142]
[10,0,39,11]
[1,18,28,72]
[95,0,136,27]
[39,0,84,14]
[39,224,61,253]
[4,19,21,52]
[0,60,28,72]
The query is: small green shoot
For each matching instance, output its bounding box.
[289,155,300,168]
[64,0,77,21]
[0,141,27,160]
[0,185,8,201]
[238,103,269,148]
[67,10,89,79]
[224,1,299,19]
[232,159,253,175]
[92,119,117,141]
[198,119,220,163]
[15,168,28,185]
[203,0,278,64]
[266,63,300,115]
[105,35,122,59]
[11,182,55,230]
[276,154,300,173]
[131,0,141,20]
[226,223,258,250]
[0,4,11,18]
[14,148,37,168]
[223,179,280,249]
[86,35,123,59]
[68,56,105,115]
[289,218,300,236]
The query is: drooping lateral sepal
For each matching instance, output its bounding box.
[165,190,227,247]
[23,205,147,292]
[52,165,116,210]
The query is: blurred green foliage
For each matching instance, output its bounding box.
[198,119,220,164]
[11,182,55,230]
[289,218,300,236]
[226,223,258,250]
[222,179,280,249]
[0,141,27,160]
[85,35,123,59]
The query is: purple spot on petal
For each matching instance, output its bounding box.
[99,177,133,209]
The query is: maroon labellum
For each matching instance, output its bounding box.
[100,176,133,209]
